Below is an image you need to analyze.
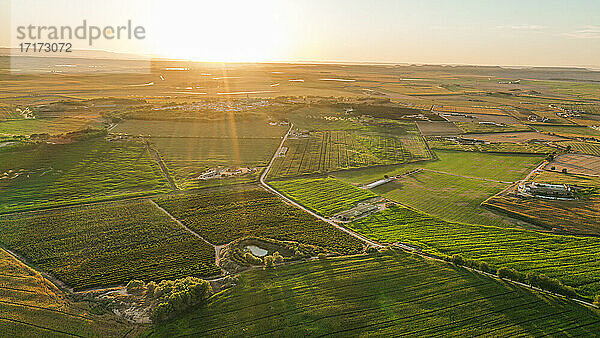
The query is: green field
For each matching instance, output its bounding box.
[0,139,170,213]
[555,141,600,156]
[333,150,543,184]
[0,117,101,136]
[113,118,287,138]
[372,170,517,227]
[349,205,600,298]
[0,200,219,290]
[151,136,281,189]
[269,177,378,217]
[456,122,532,134]
[0,248,137,336]
[268,130,430,179]
[428,138,555,154]
[147,252,600,337]
[532,124,600,138]
[153,188,364,254]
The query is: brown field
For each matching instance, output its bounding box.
[545,153,600,176]
[415,121,462,136]
[464,131,568,143]
[484,193,600,235]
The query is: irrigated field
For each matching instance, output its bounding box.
[0,200,219,290]
[0,249,136,336]
[267,130,430,179]
[0,139,170,213]
[269,177,378,217]
[333,150,543,184]
[147,252,600,337]
[456,122,531,134]
[349,205,600,297]
[153,188,364,254]
[372,170,517,227]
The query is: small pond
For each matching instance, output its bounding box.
[245,245,268,257]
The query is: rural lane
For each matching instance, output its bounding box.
[259,123,384,249]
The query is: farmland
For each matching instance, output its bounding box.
[372,170,518,227]
[152,188,364,254]
[555,141,600,156]
[427,138,555,154]
[0,139,170,213]
[0,248,137,336]
[150,137,281,189]
[348,205,600,297]
[267,130,431,179]
[269,177,378,217]
[545,153,600,176]
[0,117,101,136]
[113,119,287,139]
[148,252,600,337]
[484,194,600,235]
[532,124,600,138]
[0,200,220,290]
[455,122,532,134]
[333,150,544,184]
[416,121,462,135]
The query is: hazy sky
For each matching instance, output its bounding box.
[1,0,599,67]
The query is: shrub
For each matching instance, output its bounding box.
[594,295,599,307]
[264,255,275,269]
[450,254,464,266]
[272,252,284,264]
[318,252,328,260]
[150,277,212,323]
[126,280,146,294]
[366,246,379,254]
[244,253,263,266]
[478,261,490,273]
[497,267,524,282]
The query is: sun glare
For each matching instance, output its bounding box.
[151,1,291,62]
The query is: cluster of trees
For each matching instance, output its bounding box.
[244,251,285,269]
[446,254,578,298]
[126,277,212,323]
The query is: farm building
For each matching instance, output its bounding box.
[518,182,574,199]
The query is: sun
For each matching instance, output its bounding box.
[150,1,292,62]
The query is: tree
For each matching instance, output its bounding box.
[126,280,146,294]
[263,255,275,269]
[562,168,568,174]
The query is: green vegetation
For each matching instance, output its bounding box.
[269,177,378,216]
[428,138,555,154]
[150,137,280,189]
[0,200,219,290]
[349,205,600,297]
[456,122,531,134]
[0,139,170,213]
[532,124,600,138]
[153,188,364,254]
[555,141,600,156]
[333,150,543,184]
[0,248,136,336]
[373,170,516,227]
[147,252,600,337]
[0,117,101,136]
[268,130,431,179]
[113,119,287,138]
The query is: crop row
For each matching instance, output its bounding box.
[270,177,378,217]
[0,200,219,290]
[268,130,429,179]
[349,205,600,298]
[152,188,364,254]
[149,253,600,336]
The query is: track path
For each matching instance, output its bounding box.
[259,124,383,248]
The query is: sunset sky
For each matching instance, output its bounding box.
[1,0,599,67]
